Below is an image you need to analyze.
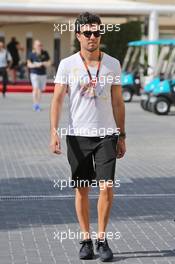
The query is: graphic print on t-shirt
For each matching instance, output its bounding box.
[79,71,115,100]
[79,73,97,98]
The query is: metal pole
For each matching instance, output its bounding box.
[148,11,159,73]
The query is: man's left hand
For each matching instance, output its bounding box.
[116,138,126,159]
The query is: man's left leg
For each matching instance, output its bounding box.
[94,135,118,261]
[95,182,114,261]
[97,182,113,240]
[37,75,47,110]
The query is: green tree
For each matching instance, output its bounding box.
[73,21,142,64]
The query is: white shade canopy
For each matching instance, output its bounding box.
[0,0,175,15]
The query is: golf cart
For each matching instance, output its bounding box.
[148,44,175,115]
[122,40,145,102]
[140,39,175,110]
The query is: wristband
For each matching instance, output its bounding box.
[119,132,126,139]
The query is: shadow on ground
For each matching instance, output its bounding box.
[0,176,175,230]
[112,249,175,262]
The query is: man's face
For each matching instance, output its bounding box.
[76,24,101,52]
[34,41,42,51]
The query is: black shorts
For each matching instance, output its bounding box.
[66,134,118,188]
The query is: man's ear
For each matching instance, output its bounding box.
[76,33,81,43]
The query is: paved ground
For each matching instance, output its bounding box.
[0,93,175,264]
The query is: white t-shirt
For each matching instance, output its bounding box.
[0,49,12,68]
[54,52,121,137]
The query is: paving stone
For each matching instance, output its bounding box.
[0,94,175,264]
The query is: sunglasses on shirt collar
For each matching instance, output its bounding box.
[80,30,101,38]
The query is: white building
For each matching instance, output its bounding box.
[0,0,175,72]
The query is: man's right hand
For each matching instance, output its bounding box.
[49,84,67,155]
[49,134,61,154]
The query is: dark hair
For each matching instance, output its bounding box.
[75,12,102,33]
[11,37,16,42]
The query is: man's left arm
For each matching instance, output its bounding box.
[111,84,126,159]
[42,51,51,67]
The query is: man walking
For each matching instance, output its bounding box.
[50,12,126,262]
[0,41,12,98]
[27,40,51,112]
[7,37,21,84]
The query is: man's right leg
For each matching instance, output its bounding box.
[66,136,95,258]
[75,186,94,259]
[12,68,17,84]
[0,68,7,97]
[32,87,38,104]
[66,136,95,259]
[75,186,90,240]
[30,74,40,111]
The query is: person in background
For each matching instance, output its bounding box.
[7,37,21,84]
[0,41,12,98]
[27,40,51,112]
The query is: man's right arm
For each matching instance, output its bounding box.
[49,83,67,154]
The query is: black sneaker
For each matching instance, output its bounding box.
[79,239,94,260]
[95,239,113,262]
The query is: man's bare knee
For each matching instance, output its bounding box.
[99,184,113,200]
[75,187,90,199]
